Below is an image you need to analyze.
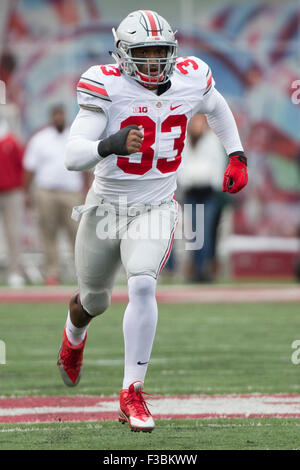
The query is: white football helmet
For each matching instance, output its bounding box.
[112,10,177,87]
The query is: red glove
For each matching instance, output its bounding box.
[222,152,248,194]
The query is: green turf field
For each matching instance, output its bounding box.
[0,301,300,450]
[1,419,300,450]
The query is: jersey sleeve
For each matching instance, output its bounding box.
[76,65,112,115]
[191,56,216,97]
[203,63,215,97]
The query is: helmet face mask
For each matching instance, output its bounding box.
[112,10,177,88]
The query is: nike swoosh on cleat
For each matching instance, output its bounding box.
[170,104,182,111]
[137,361,148,365]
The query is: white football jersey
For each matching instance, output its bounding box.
[77,56,215,204]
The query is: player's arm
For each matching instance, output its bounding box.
[65,108,105,171]
[65,108,143,171]
[203,88,248,194]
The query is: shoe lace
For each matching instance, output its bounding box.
[127,389,152,417]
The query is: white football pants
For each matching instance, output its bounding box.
[74,187,178,316]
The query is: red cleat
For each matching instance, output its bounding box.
[57,329,86,387]
[119,381,155,432]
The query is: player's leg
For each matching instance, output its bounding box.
[119,274,157,432]
[57,292,92,387]
[57,195,121,387]
[65,292,92,346]
[118,200,178,431]
[122,275,157,388]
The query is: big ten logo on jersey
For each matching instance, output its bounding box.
[132,106,148,114]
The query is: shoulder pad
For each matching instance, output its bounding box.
[175,56,215,95]
[77,66,111,106]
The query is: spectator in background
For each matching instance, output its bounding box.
[23,105,89,286]
[0,115,25,287]
[178,114,227,282]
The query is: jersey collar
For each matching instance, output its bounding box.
[157,80,171,96]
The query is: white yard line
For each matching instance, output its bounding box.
[2,395,300,419]
[0,423,277,433]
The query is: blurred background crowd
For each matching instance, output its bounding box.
[0,0,299,287]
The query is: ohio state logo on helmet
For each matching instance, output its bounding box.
[111,10,177,87]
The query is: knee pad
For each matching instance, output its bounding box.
[128,274,157,300]
[81,290,111,317]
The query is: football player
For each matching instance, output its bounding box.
[57,10,248,432]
